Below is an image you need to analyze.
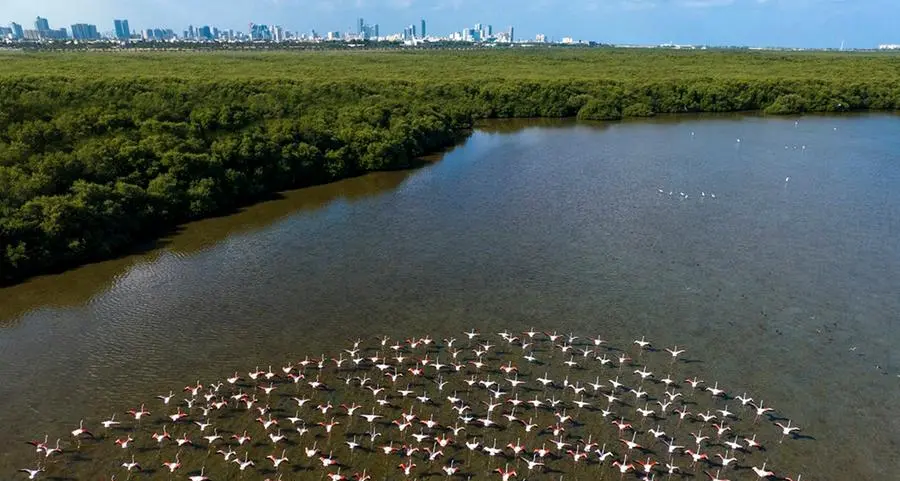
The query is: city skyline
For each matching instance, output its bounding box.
[2,0,898,48]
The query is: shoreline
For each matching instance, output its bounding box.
[3,49,899,283]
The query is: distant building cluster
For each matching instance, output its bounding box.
[358,18,380,41]
[11,14,884,49]
[0,15,548,46]
[10,16,69,40]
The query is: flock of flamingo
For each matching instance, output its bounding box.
[19,329,809,480]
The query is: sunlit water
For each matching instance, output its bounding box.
[1,114,898,480]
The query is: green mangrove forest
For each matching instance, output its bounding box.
[1,49,899,283]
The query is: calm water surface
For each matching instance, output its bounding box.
[1,114,899,480]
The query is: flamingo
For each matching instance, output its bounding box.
[42,439,62,458]
[156,391,175,405]
[162,453,181,473]
[121,454,141,472]
[114,435,133,449]
[151,425,171,445]
[442,460,460,476]
[101,414,120,429]
[494,464,517,481]
[613,455,635,476]
[71,420,94,439]
[187,467,209,481]
[18,468,44,480]
[775,420,801,442]
[233,452,254,471]
[751,462,775,479]
[521,454,544,471]
[398,461,416,476]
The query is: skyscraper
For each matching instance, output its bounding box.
[358,18,364,35]
[10,22,23,39]
[509,26,514,43]
[71,23,99,40]
[421,19,426,38]
[114,19,130,39]
[250,23,272,41]
[33,17,66,40]
[34,17,50,32]
[374,24,379,39]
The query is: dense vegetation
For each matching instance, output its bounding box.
[1,49,899,283]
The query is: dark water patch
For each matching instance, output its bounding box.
[0,169,417,325]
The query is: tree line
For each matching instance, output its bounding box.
[2,51,900,283]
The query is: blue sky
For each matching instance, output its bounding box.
[3,0,896,48]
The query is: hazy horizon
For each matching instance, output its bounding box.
[3,0,897,48]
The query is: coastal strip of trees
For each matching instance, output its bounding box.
[2,50,900,283]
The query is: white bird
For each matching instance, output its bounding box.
[121,454,141,472]
[187,467,209,481]
[752,462,775,479]
[775,420,801,442]
[101,414,120,429]
[665,346,685,360]
[18,468,44,480]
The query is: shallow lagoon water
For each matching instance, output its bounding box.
[1,114,898,479]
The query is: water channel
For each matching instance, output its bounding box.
[1,114,898,480]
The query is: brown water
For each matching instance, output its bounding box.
[1,114,898,480]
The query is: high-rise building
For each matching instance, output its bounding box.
[488,25,493,36]
[35,17,50,32]
[374,24,379,39]
[250,23,272,41]
[421,19,426,38]
[358,18,364,35]
[0,27,12,39]
[509,26,514,43]
[31,18,66,40]
[188,25,195,39]
[10,22,23,39]
[198,25,212,40]
[114,19,130,39]
[71,23,99,40]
